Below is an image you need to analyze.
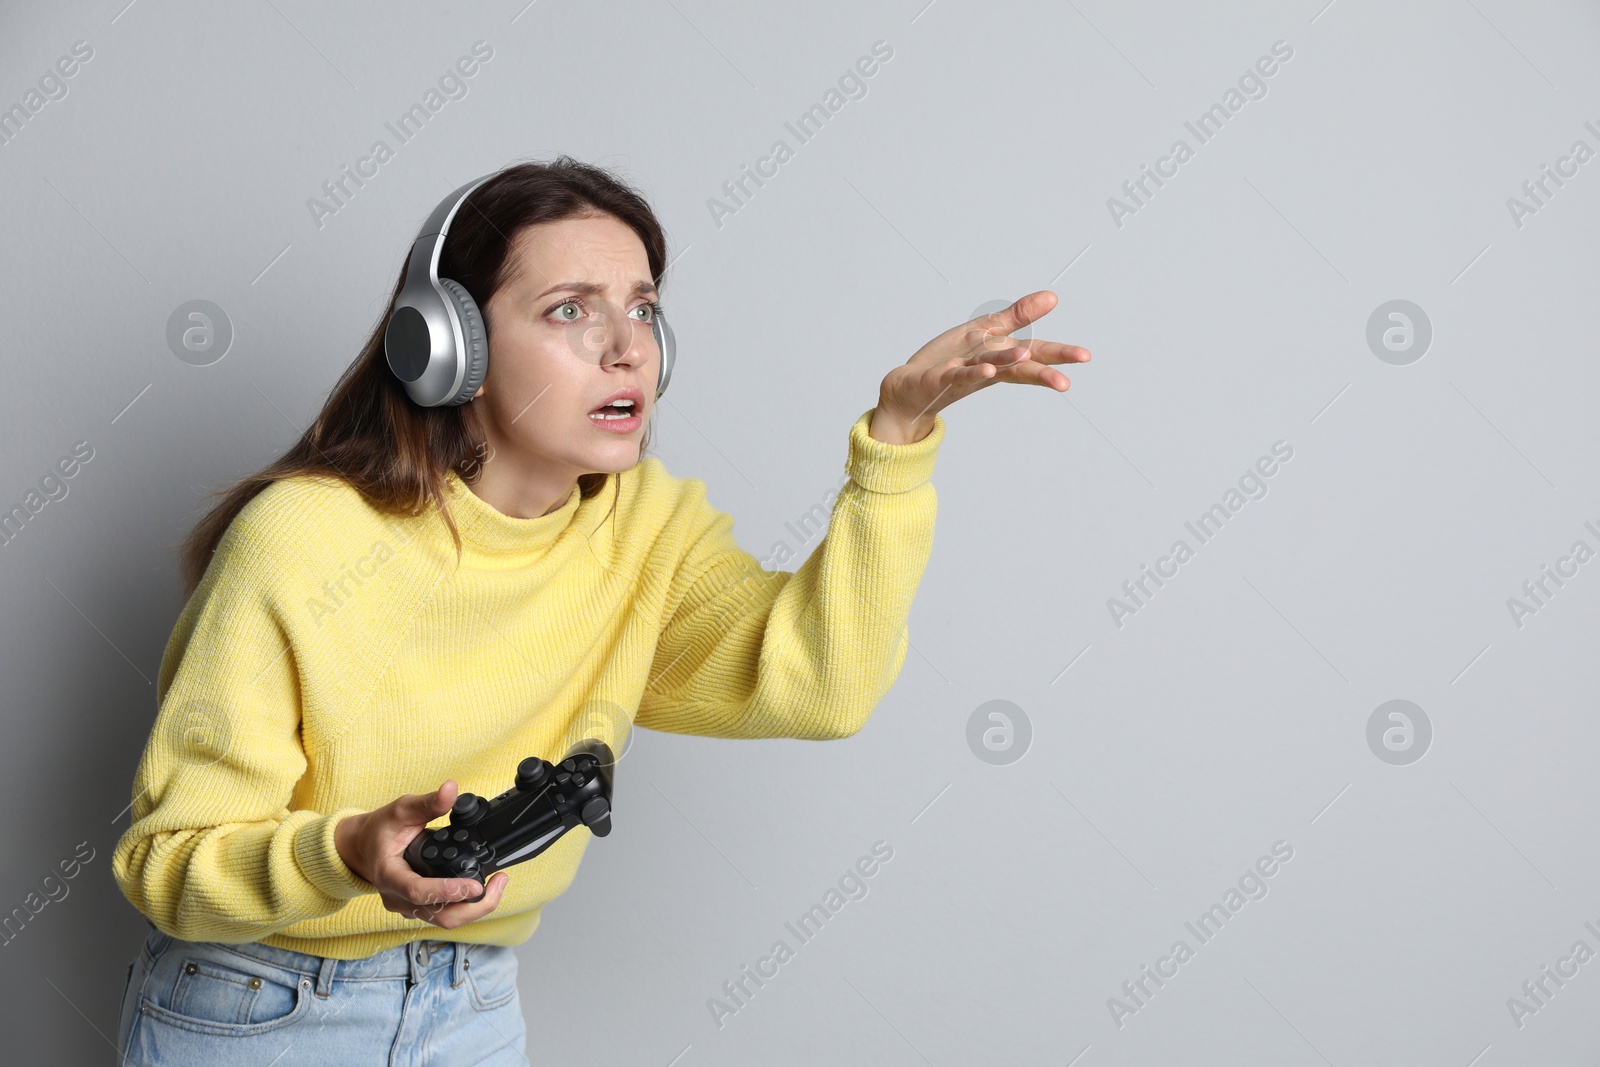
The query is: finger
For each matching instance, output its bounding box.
[428,779,460,816]
[966,346,1033,369]
[992,358,1073,391]
[940,361,1010,394]
[934,357,1007,389]
[425,872,508,930]
[384,891,451,924]
[964,330,1087,366]
[1008,338,1090,365]
[391,780,459,827]
[379,878,480,915]
[973,290,1057,337]
[960,327,1033,361]
[386,862,486,909]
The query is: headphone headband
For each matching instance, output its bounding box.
[383,171,676,408]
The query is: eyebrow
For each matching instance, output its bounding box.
[533,280,658,301]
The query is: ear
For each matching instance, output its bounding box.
[472,385,486,399]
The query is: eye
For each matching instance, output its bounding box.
[552,300,583,322]
[632,301,662,323]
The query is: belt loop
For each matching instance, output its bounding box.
[315,955,338,998]
[451,943,468,988]
[407,940,426,985]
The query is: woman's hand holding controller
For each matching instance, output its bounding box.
[334,780,510,929]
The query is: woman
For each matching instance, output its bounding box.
[111,156,1088,1064]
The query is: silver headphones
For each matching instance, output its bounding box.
[384,172,676,408]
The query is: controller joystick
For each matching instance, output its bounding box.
[515,757,549,790]
[404,740,616,899]
[451,793,488,826]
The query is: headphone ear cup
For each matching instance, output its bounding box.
[437,278,489,406]
[652,309,675,400]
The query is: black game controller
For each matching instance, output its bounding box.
[404,740,615,898]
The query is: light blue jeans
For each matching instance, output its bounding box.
[115,922,528,1066]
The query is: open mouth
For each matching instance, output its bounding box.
[589,398,640,424]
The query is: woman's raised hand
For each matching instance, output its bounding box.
[334,780,510,930]
[870,290,1090,445]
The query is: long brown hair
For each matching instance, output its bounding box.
[177,156,670,599]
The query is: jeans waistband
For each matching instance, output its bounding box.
[144,922,501,994]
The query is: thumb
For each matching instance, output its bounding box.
[394,779,458,826]
[482,871,509,906]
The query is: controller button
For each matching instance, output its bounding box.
[516,758,549,790]
[556,772,570,785]
[423,845,439,860]
[443,846,458,860]
[582,797,612,836]
[562,758,577,772]
[572,773,586,787]
[554,792,566,804]
[452,829,469,842]
[432,828,450,841]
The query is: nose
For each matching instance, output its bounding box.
[570,299,653,371]
[596,316,656,374]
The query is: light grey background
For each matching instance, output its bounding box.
[3,0,1598,1063]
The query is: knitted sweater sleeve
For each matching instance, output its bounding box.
[635,407,943,740]
[111,502,373,944]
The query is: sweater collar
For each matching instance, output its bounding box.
[441,469,590,561]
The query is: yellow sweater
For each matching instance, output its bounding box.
[113,407,944,960]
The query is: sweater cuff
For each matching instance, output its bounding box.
[846,407,946,494]
[293,808,375,901]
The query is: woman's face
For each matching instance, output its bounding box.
[473,212,660,483]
